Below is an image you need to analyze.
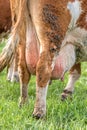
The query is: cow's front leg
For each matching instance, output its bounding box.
[33,54,51,119]
[61,63,81,100]
[18,44,31,107]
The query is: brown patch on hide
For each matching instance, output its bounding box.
[42,2,71,50]
[0,0,11,33]
[18,41,31,106]
[17,19,31,86]
[42,4,60,31]
[69,63,81,75]
[77,0,87,30]
[36,51,52,87]
[46,32,61,50]
[10,0,20,25]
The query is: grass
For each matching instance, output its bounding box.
[0,39,87,130]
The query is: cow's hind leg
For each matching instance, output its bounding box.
[61,63,81,100]
[18,43,31,107]
[33,83,48,119]
[33,54,51,119]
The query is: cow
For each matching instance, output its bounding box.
[0,0,11,33]
[0,0,87,119]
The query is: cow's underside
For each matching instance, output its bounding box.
[0,0,87,119]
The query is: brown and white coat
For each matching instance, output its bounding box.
[0,0,87,118]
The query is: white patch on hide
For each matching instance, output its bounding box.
[67,0,82,28]
[34,81,49,115]
[62,27,87,62]
[36,82,48,106]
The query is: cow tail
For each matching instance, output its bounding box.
[0,0,27,72]
[0,33,19,72]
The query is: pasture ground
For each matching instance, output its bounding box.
[0,39,87,130]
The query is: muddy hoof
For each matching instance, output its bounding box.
[61,90,72,101]
[33,108,45,119]
[32,113,43,119]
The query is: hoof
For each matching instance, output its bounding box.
[33,108,45,119]
[61,90,72,101]
[32,113,42,119]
